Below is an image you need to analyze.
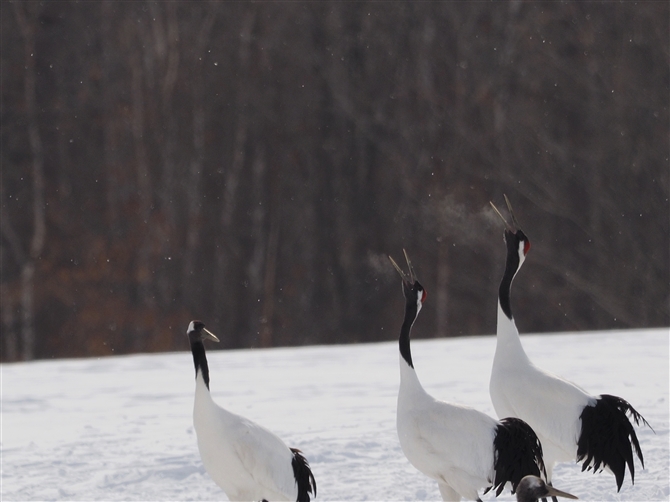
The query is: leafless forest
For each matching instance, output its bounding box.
[2,2,668,361]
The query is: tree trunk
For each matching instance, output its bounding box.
[259,211,280,348]
[14,3,46,361]
[1,283,18,361]
[153,3,181,307]
[435,242,449,338]
[125,16,155,351]
[214,9,255,323]
[101,0,120,235]
[183,8,217,315]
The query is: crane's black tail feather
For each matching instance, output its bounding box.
[290,448,317,502]
[577,394,650,491]
[486,417,546,496]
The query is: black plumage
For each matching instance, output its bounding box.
[489,417,546,496]
[290,448,317,502]
[577,394,650,490]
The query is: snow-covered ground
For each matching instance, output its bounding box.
[2,328,668,501]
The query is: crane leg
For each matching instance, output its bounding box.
[437,482,460,501]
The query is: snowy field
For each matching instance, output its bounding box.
[2,328,668,501]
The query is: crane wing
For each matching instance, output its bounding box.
[493,361,594,459]
[410,398,497,497]
[231,416,297,500]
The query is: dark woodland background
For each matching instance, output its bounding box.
[2,2,668,361]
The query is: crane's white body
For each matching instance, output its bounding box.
[391,250,543,500]
[488,199,647,492]
[398,356,497,501]
[193,370,298,501]
[490,305,595,480]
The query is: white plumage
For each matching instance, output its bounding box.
[390,251,545,501]
[187,320,316,502]
[488,197,648,492]
[490,306,593,475]
[398,363,500,501]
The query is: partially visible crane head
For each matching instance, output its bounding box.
[187,320,220,343]
[388,249,427,311]
[515,475,578,502]
[490,195,531,265]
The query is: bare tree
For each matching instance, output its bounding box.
[182,6,217,314]
[1,2,667,360]
[213,8,255,338]
[124,13,155,350]
[8,4,47,360]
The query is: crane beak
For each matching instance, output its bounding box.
[402,249,417,283]
[545,485,578,500]
[202,328,220,343]
[490,194,521,233]
[388,249,417,284]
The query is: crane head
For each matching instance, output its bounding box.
[490,195,531,264]
[388,249,427,311]
[187,320,220,343]
[516,475,578,501]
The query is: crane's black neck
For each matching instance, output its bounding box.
[399,301,417,368]
[499,236,521,320]
[190,339,211,390]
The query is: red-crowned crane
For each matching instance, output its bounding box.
[187,320,316,502]
[488,196,650,497]
[515,476,577,502]
[389,250,546,501]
